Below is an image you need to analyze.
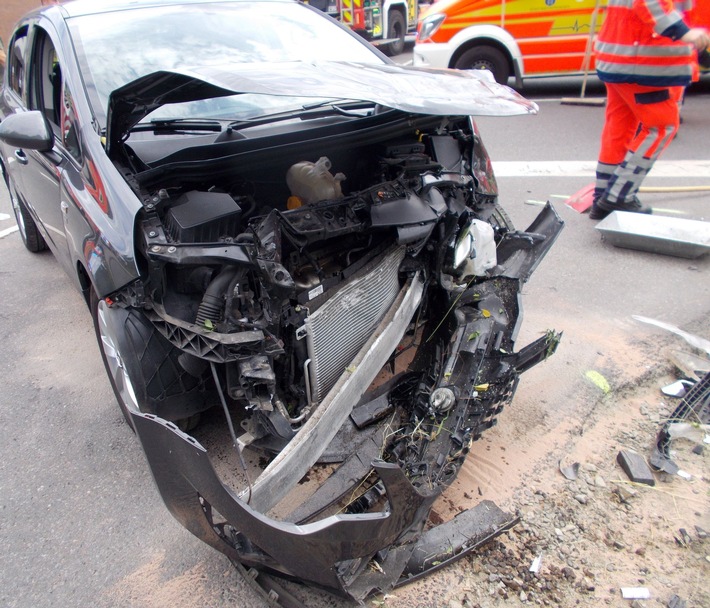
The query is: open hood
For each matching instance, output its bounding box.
[106,61,537,153]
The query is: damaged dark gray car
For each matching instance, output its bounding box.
[0,0,563,602]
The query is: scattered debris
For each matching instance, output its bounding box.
[650,372,710,475]
[668,349,710,383]
[621,587,651,600]
[617,450,655,486]
[559,460,580,481]
[661,379,694,398]
[667,594,687,608]
[529,554,543,573]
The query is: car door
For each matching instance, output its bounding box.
[1,25,32,201]
[19,25,75,269]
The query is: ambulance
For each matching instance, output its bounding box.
[413,0,606,85]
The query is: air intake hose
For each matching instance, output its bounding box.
[195,268,239,328]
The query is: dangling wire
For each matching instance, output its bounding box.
[210,362,252,504]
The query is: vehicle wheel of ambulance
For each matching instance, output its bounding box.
[383,10,406,56]
[454,45,510,84]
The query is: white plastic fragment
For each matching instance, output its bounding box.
[667,422,710,443]
[621,587,651,599]
[529,554,543,573]
[677,470,693,481]
[632,315,710,356]
[661,379,692,398]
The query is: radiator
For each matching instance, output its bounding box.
[304,247,405,403]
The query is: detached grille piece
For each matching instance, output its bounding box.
[305,247,405,402]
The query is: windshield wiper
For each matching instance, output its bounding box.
[226,100,375,131]
[130,118,224,134]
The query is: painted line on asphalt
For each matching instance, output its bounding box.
[0,226,19,239]
[492,160,710,178]
[0,213,11,221]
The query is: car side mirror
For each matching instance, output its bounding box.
[0,110,54,152]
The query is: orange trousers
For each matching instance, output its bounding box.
[595,83,683,203]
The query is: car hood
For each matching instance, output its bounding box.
[106,61,537,152]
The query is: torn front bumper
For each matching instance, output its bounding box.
[129,203,564,601]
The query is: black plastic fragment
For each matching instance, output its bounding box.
[617,450,655,486]
[667,593,687,608]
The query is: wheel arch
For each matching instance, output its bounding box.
[447,25,523,86]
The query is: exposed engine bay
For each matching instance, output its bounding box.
[104,109,563,601]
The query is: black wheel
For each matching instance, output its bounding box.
[8,181,47,253]
[382,10,406,57]
[91,290,211,430]
[454,45,510,84]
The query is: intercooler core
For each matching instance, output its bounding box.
[303,247,405,403]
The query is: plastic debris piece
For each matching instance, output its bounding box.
[559,460,580,480]
[617,450,655,486]
[661,379,694,398]
[667,594,687,608]
[621,587,650,599]
[585,370,610,394]
[529,554,542,573]
[668,349,710,383]
[676,470,692,481]
[667,422,710,443]
[633,316,710,356]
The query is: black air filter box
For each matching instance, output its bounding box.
[164,191,241,243]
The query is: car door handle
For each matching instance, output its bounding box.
[14,149,28,165]
[61,201,69,215]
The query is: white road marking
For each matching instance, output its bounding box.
[0,226,19,239]
[492,160,710,178]
[0,213,11,221]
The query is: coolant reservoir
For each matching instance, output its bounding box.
[286,157,345,204]
[467,219,497,275]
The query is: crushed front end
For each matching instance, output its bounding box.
[107,107,562,600]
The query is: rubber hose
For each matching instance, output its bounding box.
[195,268,239,327]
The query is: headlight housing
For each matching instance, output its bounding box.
[452,223,473,268]
[418,14,446,42]
[449,219,498,276]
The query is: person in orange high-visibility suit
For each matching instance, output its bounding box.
[589,0,709,220]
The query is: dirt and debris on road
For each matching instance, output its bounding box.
[366,326,709,608]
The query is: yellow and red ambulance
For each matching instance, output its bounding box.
[413,0,606,85]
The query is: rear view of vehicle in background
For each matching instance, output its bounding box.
[414,0,605,85]
[308,0,422,55]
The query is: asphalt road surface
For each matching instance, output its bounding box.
[1,59,708,607]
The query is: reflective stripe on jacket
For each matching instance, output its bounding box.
[595,0,695,86]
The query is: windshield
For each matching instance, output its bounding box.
[68,1,385,125]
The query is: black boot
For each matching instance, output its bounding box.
[589,196,652,220]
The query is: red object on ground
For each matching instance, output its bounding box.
[565,183,595,213]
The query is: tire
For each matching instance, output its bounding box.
[490,203,514,232]
[382,10,406,57]
[8,181,47,253]
[454,45,510,84]
[91,290,211,430]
